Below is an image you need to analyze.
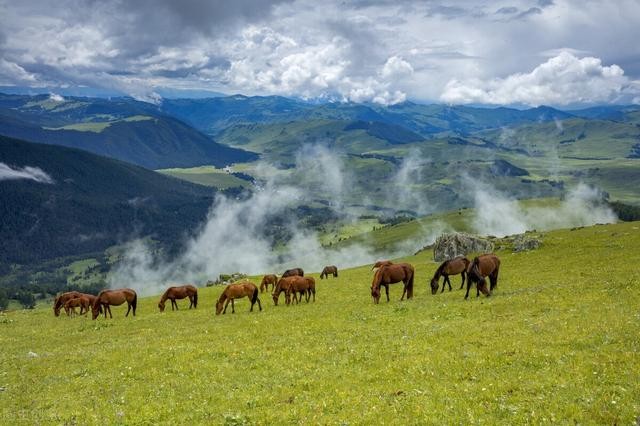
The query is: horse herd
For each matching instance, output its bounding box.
[52,254,500,319]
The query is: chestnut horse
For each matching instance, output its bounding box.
[465,254,500,299]
[272,277,293,306]
[371,263,414,304]
[53,291,82,316]
[260,274,278,293]
[282,267,304,278]
[285,276,316,304]
[92,288,137,319]
[158,284,198,312]
[430,256,470,294]
[63,296,88,316]
[371,260,393,270]
[320,265,338,279]
[216,282,261,314]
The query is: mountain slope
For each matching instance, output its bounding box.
[0,135,217,264]
[0,94,258,169]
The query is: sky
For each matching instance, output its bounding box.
[0,0,639,106]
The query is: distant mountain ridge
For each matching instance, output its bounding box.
[0,93,257,169]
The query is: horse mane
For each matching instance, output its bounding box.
[159,288,171,303]
[434,260,449,278]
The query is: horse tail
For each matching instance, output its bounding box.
[407,266,414,299]
[251,286,259,305]
[193,290,198,308]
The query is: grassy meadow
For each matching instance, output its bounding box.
[1,221,639,424]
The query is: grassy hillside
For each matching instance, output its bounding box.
[1,221,638,423]
[157,166,252,189]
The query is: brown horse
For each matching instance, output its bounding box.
[92,289,137,319]
[53,291,82,316]
[158,284,198,312]
[282,267,304,278]
[320,265,338,279]
[216,282,261,314]
[430,256,470,294]
[272,277,292,306]
[284,276,316,304]
[465,254,500,299]
[260,274,278,293]
[371,260,393,270]
[371,263,414,304]
[63,295,92,316]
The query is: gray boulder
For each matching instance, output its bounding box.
[433,232,494,262]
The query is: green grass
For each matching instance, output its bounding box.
[44,115,154,133]
[1,221,639,424]
[157,166,251,189]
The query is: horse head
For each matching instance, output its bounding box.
[91,301,101,320]
[430,277,439,295]
[215,300,224,315]
[158,300,165,312]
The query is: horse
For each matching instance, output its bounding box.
[284,276,315,305]
[92,289,137,320]
[260,274,278,293]
[320,265,338,279]
[371,263,414,304]
[158,284,198,312]
[216,282,261,314]
[464,254,500,299]
[282,267,304,278]
[63,295,92,317]
[272,277,292,306]
[371,260,393,270]
[430,256,470,294]
[53,291,82,316]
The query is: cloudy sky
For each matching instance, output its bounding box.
[0,0,638,106]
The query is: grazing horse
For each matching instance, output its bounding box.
[272,277,292,306]
[53,291,82,316]
[371,263,414,304]
[92,289,137,320]
[465,254,500,299]
[371,260,393,270]
[158,284,198,312]
[282,267,304,278]
[260,274,278,293]
[63,295,93,316]
[284,276,315,305]
[320,265,338,279]
[430,256,470,294]
[216,282,261,314]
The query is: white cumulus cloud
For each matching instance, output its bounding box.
[440,52,639,106]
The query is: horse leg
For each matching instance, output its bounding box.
[126,302,131,317]
[231,299,235,313]
[223,299,229,314]
[446,276,452,291]
[464,280,471,300]
[107,305,113,319]
[460,271,466,289]
[257,297,262,311]
[385,284,390,302]
[400,284,407,301]
[490,271,498,292]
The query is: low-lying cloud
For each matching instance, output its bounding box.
[0,163,54,184]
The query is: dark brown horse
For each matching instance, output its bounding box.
[320,265,338,279]
[465,254,500,299]
[430,256,470,294]
[371,263,414,304]
[282,267,304,278]
[260,274,278,293]
[371,260,393,270]
[53,291,82,316]
[158,284,198,312]
[92,288,137,319]
[216,282,261,314]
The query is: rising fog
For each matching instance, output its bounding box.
[110,145,617,295]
